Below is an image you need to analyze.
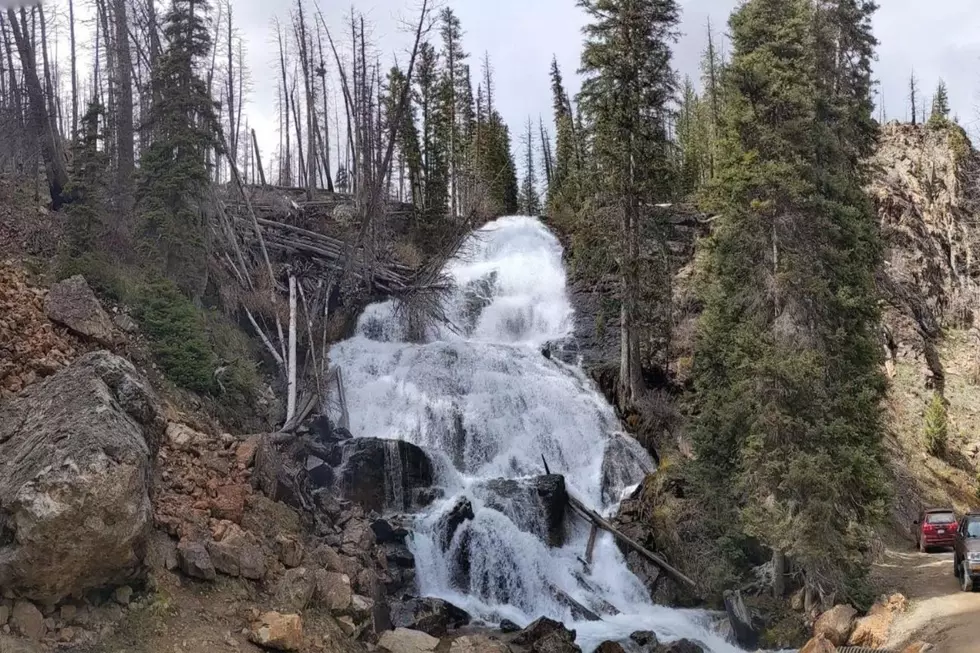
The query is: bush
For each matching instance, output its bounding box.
[133,277,218,394]
[924,392,949,458]
[55,252,133,303]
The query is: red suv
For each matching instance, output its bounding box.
[914,508,957,552]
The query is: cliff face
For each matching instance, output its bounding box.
[870,122,980,391]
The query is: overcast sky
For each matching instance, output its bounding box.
[44,0,980,168]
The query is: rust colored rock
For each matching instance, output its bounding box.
[799,635,835,653]
[249,611,303,651]
[212,485,247,523]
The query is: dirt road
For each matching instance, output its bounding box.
[873,545,980,652]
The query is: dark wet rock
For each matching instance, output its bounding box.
[500,619,521,633]
[383,543,416,569]
[335,438,434,513]
[629,631,659,648]
[594,643,625,653]
[305,455,333,487]
[600,435,654,504]
[658,641,704,653]
[389,597,471,636]
[512,617,575,648]
[475,475,568,547]
[437,497,475,550]
[372,519,409,544]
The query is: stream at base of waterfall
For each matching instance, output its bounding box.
[329,216,753,653]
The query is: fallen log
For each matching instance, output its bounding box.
[565,491,697,592]
[544,581,601,622]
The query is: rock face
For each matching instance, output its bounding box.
[600,435,654,504]
[389,597,471,636]
[0,351,164,603]
[814,604,857,646]
[249,612,304,651]
[44,275,116,345]
[10,601,44,640]
[868,122,980,395]
[799,634,836,653]
[335,438,434,513]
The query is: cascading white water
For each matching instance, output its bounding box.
[329,217,748,653]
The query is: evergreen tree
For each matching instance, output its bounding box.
[700,19,724,178]
[65,102,109,257]
[548,57,578,208]
[439,8,468,218]
[929,79,951,128]
[693,0,887,598]
[577,0,680,407]
[471,58,518,216]
[138,0,220,298]
[386,66,424,207]
[676,76,712,195]
[518,117,541,215]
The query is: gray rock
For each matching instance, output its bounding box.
[474,475,568,547]
[378,628,439,653]
[0,352,164,603]
[335,438,434,513]
[113,585,133,606]
[10,601,44,640]
[276,535,305,568]
[0,605,8,626]
[177,541,216,581]
[112,313,138,334]
[314,570,352,612]
[44,276,116,344]
[208,528,266,580]
[273,567,316,612]
[146,530,179,572]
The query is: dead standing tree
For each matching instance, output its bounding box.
[213,0,436,431]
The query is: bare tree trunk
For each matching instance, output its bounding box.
[37,5,58,141]
[290,84,306,185]
[315,19,334,192]
[619,145,643,408]
[252,128,267,186]
[286,275,298,422]
[1,16,22,128]
[113,0,135,216]
[276,21,291,186]
[68,0,78,138]
[294,0,316,199]
[226,2,237,167]
[7,8,70,206]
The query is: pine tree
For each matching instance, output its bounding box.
[693,0,887,598]
[700,19,724,178]
[471,57,518,216]
[439,8,468,218]
[138,0,220,298]
[548,57,578,208]
[578,0,680,408]
[676,76,712,195]
[929,79,951,128]
[65,102,110,257]
[386,66,424,207]
[518,117,541,215]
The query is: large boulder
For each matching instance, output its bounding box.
[0,351,164,603]
[389,597,471,636]
[474,475,567,547]
[512,617,579,653]
[379,628,440,653]
[848,593,908,648]
[814,604,857,646]
[249,612,304,651]
[600,435,654,504]
[44,275,116,345]
[335,438,434,513]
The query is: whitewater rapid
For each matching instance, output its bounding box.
[329,217,747,653]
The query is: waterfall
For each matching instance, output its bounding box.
[329,217,749,653]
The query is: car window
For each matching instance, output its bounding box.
[926,512,956,524]
[967,520,980,538]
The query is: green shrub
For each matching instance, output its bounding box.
[133,277,217,394]
[55,252,133,303]
[924,392,949,458]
